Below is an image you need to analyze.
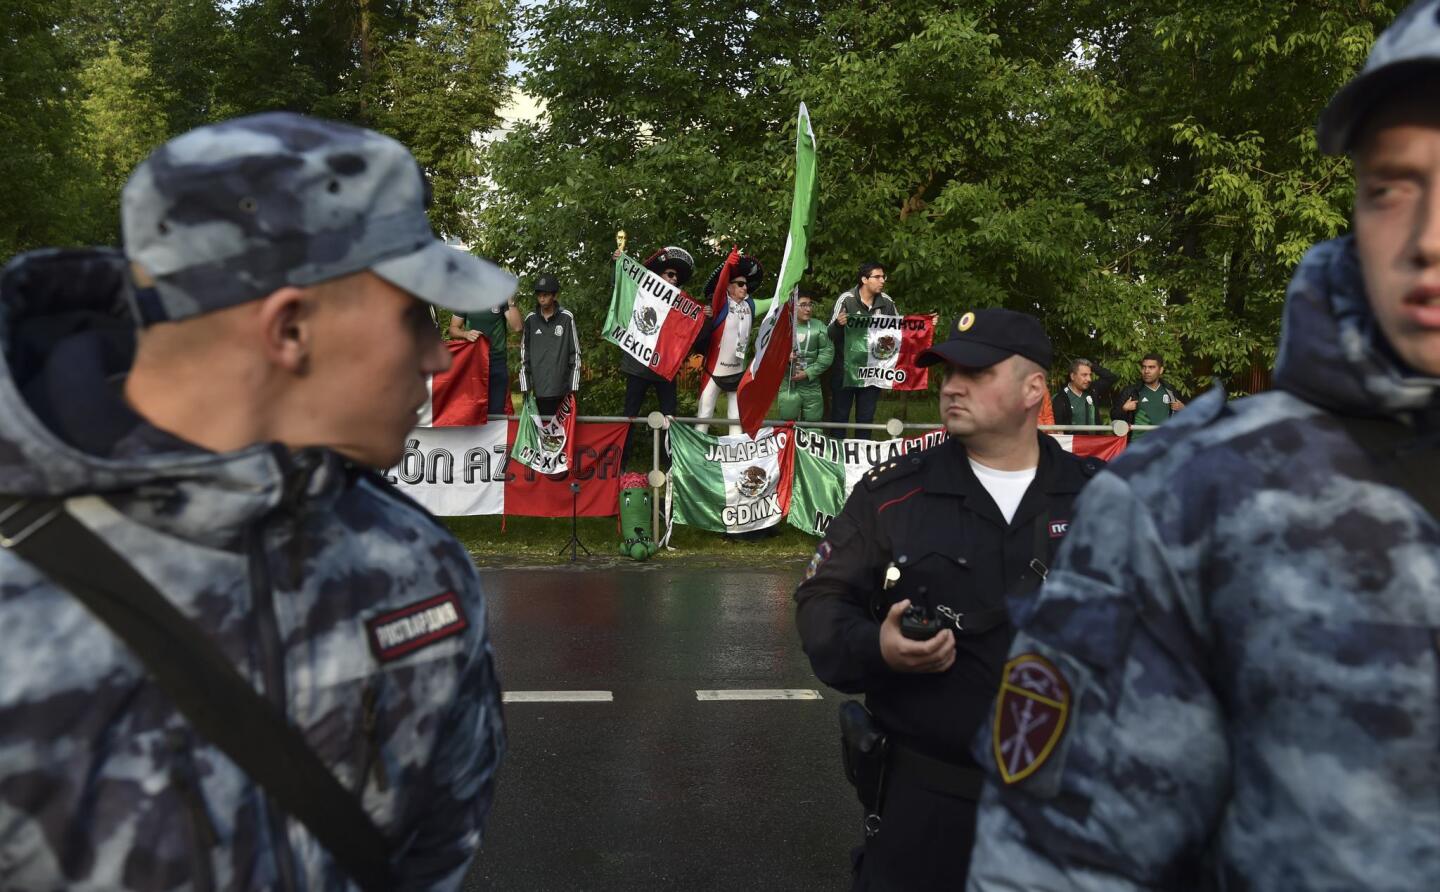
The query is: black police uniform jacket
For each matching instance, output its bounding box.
[795,432,1102,764]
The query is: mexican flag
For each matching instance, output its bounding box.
[737,102,818,435]
[787,427,1128,537]
[606,252,707,380]
[667,422,795,534]
[419,339,490,426]
[387,419,628,517]
[841,314,935,390]
[510,392,578,475]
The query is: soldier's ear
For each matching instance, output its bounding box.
[257,286,314,375]
[1022,367,1047,411]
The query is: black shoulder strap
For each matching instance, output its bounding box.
[0,496,394,892]
[1335,416,1440,520]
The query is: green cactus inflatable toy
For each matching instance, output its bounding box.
[618,472,658,561]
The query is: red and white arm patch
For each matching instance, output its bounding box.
[366,592,469,663]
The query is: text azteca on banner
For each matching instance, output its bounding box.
[386,421,627,517]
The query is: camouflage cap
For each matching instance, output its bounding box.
[1318,0,1440,155]
[121,111,516,323]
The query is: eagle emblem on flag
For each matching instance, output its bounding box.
[737,465,771,499]
[632,305,660,336]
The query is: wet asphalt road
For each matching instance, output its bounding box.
[461,563,857,891]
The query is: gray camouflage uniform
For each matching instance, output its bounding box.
[966,235,1440,889]
[0,113,510,891]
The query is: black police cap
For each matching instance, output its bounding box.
[917,308,1053,370]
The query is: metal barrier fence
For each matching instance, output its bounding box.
[486,412,1155,535]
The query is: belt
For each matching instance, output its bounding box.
[888,743,985,800]
[949,604,1008,635]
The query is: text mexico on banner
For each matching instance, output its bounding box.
[606,253,706,380]
[510,392,578,475]
[504,420,628,517]
[668,423,795,534]
[386,422,628,517]
[842,314,935,390]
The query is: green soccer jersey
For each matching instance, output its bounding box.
[1063,387,1095,426]
[462,306,510,363]
[1131,383,1171,439]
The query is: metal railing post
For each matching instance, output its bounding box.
[647,412,666,539]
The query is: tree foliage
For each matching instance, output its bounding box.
[0,0,513,258]
[478,0,1401,395]
[0,0,92,252]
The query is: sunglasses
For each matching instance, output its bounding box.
[730,279,749,288]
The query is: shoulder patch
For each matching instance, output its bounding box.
[804,541,833,580]
[367,592,468,663]
[861,454,925,491]
[993,653,1071,784]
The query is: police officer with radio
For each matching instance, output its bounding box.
[794,308,1104,890]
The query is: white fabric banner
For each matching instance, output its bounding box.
[384,424,509,516]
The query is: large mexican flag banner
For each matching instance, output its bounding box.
[787,427,1128,536]
[606,252,707,380]
[386,420,628,517]
[667,422,795,534]
[841,313,936,390]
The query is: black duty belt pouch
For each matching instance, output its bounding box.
[839,700,888,822]
[0,495,394,892]
[888,743,985,800]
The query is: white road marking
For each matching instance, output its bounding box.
[503,691,614,703]
[695,689,823,701]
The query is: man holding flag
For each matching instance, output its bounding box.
[736,102,819,436]
[606,244,705,466]
[694,252,769,435]
[828,263,899,438]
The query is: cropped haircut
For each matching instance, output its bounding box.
[857,262,885,287]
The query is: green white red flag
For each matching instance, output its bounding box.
[509,391,578,475]
[738,102,818,434]
[840,313,935,390]
[606,252,707,380]
[666,422,795,535]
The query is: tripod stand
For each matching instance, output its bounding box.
[557,481,590,561]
